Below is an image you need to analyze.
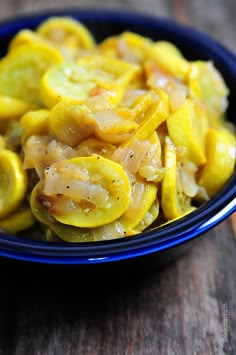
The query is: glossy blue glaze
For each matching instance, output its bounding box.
[0,10,235,265]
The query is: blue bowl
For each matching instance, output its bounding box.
[0,10,235,271]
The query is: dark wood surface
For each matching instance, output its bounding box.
[0,1,235,354]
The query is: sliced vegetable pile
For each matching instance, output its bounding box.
[0,17,235,241]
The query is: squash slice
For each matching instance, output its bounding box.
[40,56,139,108]
[0,95,34,120]
[0,208,35,234]
[118,178,157,229]
[188,61,229,123]
[37,16,95,60]
[167,99,209,166]
[20,109,50,144]
[48,102,94,146]
[0,150,27,218]
[41,156,131,228]
[135,198,159,232]
[161,137,191,220]
[0,43,63,106]
[150,41,190,81]
[198,128,236,197]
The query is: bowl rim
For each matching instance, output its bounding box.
[0,9,235,264]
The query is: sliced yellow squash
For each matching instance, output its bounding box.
[0,149,27,218]
[37,16,95,60]
[161,136,191,220]
[77,138,116,158]
[99,31,152,63]
[8,29,50,51]
[150,41,190,81]
[188,61,229,123]
[118,178,157,229]
[30,183,94,242]
[122,89,169,146]
[40,56,139,108]
[0,95,35,120]
[93,108,139,144]
[0,43,63,106]
[98,36,119,58]
[48,102,94,146]
[31,183,129,242]
[41,156,131,228]
[198,128,236,197]
[154,41,183,57]
[40,62,95,108]
[30,183,53,226]
[167,99,209,166]
[132,91,157,118]
[137,131,163,182]
[0,208,35,234]
[20,109,50,144]
[135,198,159,232]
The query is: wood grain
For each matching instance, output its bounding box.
[0,1,235,354]
[0,222,236,355]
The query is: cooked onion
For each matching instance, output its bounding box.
[43,164,109,205]
[177,161,199,197]
[122,180,145,219]
[147,66,188,111]
[92,221,126,240]
[112,139,150,173]
[23,135,77,179]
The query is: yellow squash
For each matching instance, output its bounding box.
[77,138,116,158]
[41,155,131,228]
[30,183,94,242]
[0,208,35,234]
[188,61,229,123]
[122,90,169,146]
[9,29,50,51]
[0,95,34,120]
[161,136,191,220]
[198,128,236,197]
[37,16,95,60]
[118,178,157,229]
[20,109,50,144]
[167,99,209,166]
[135,198,159,232]
[99,31,152,63]
[40,55,139,108]
[0,43,63,106]
[0,149,27,219]
[48,102,94,146]
[150,41,190,81]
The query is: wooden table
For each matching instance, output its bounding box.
[0,1,235,354]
